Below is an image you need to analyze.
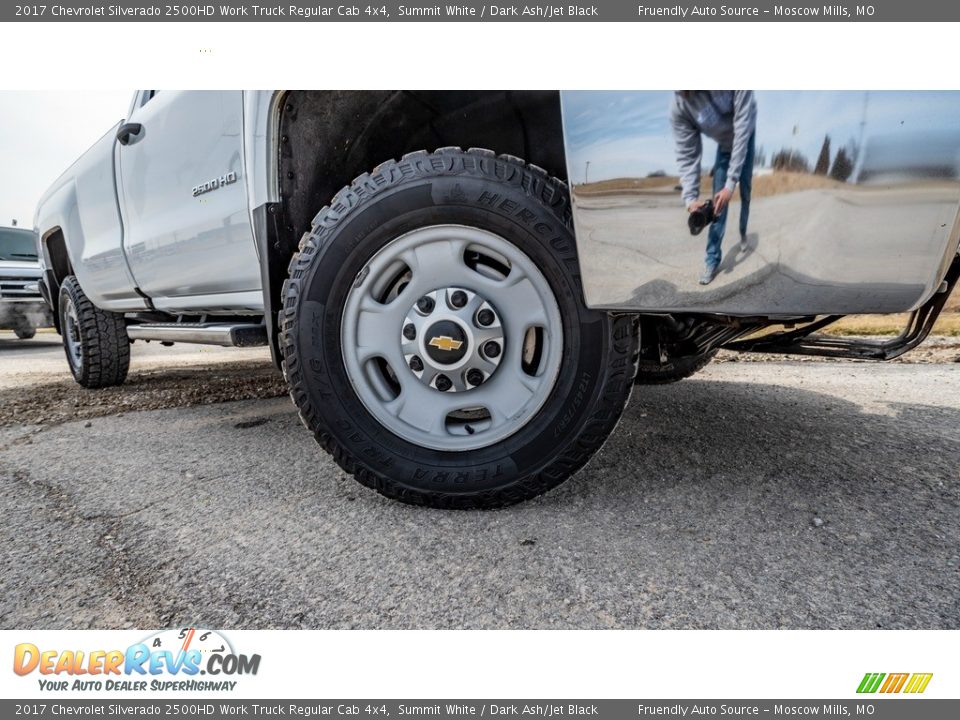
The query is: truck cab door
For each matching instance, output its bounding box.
[116,90,262,313]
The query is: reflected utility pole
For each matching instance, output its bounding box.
[858,91,869,155]
[585,161,591,184]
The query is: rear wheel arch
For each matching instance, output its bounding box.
[40,227,74,333]
[260,91,569,363]
[43,227,74,287]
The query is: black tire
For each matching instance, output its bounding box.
[58,276,130,388]
[14,325,36,340]
[634,349,716,385]
[634,318,717,385]
[280,148,639,509]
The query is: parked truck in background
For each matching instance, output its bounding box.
[33,91,960,508]
[1,224,52,339]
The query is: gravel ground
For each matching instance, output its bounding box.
[0,360,285,427]
[0,342,957,629]
[0,331,283,426]
[1,331,956,428]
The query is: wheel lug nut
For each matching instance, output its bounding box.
[435,374,452,391]
[416,296,435,314]
[402,323,416,340]
[483,341,501,358]
[409,356,423,372]
[466,369,484,386]
[450,290,467,308]
[477,308,495,326]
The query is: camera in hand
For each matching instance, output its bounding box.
[688,199,715,236]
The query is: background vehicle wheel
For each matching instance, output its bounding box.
[58,276,130,388]
[634,318,716,385]
[13,325,36,340]
[280,148,638,509]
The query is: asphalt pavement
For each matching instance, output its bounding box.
[1,331,957,629]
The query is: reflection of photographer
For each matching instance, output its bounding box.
[671,91,757,285]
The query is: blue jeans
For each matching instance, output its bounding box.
[706,132,755,268]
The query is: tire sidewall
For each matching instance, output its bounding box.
[58,281,86,383]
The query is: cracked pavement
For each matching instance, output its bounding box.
[1,341,958,629]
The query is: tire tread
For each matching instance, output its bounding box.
[60,276,130,388]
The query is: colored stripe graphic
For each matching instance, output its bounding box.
[903,673,933,694]
[857,673,885,693]
[857,672,932,694]
[880,673,909,693]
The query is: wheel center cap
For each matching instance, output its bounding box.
[424,320,468,365]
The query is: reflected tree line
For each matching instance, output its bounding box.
[642,134,859,184]
[768,134,857,182]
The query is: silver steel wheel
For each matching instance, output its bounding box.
[63,296,83,372]
[341,224,563,451]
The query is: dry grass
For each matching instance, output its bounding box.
[947,289,960,313]
[576,171,845,199]
[577,175,679,194]
[826,312,960,337]
[826,284,960,336]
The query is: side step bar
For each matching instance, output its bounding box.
[126,322,268,348]
[723,253,960,361]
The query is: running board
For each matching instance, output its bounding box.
[722,254,960,361]
[126,322,268,347]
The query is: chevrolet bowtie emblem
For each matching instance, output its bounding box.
[429,336,463,352]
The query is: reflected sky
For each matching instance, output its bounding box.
[562,91,960,184]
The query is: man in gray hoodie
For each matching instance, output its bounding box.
[671,91,757,285]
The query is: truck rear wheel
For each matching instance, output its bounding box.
[634,318,717,385]
[634,348,717,385]
[280,148,638,508]
[58,276,130,388]
[14,325,36,340]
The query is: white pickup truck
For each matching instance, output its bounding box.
[34,90,960,508]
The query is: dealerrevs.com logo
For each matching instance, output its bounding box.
[13,628,260,693]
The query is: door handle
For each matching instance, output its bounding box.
[116,122,143,146]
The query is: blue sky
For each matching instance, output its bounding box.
[562,91,960,183]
